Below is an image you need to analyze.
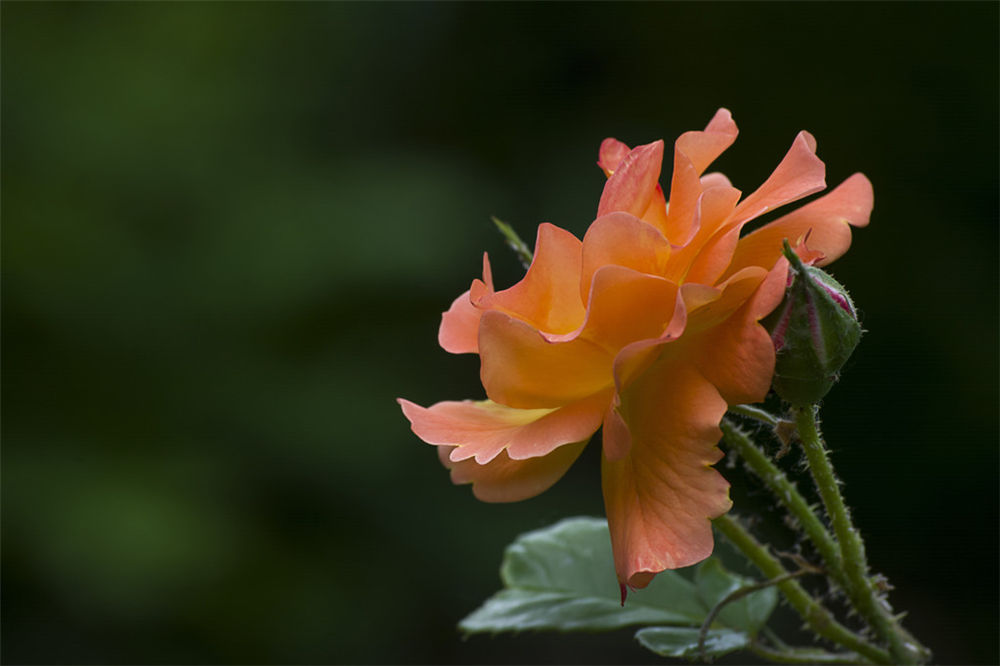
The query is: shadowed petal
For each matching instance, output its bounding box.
[602,358,732,588]
[572,265,681,352]
[686,260,789,405]
[397,391,609,465]
[479,310,613,409]
[724,173,874,279]
[685,266,769,333]
[439,441,588,503]
[439,253,494,354]
[602,397,632,462]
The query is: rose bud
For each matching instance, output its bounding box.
[764,240,863,406]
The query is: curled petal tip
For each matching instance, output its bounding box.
[619,582,628,607]
[798,129,818,152]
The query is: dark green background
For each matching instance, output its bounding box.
[3,3,997,664]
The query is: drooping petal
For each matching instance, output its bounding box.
[597,140,665,220]
[729,131,827,227]
[663,109,739,246]
[439,253,494,354]
[609,285,689,396]
[439,440,588,503]
[478,310,613,409]
[480,223,586,335]
[579,212,672,303]
[602,358,732,588]
[724,173,874,278]
[397,391,608,465]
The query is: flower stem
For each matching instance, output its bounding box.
[793,406,929,665]
[720,419,846,587]
[727,403,780,427]
[749,641,870,665]
[712,513,890,664]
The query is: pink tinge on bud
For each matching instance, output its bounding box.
[769,302,792,352]
[620,583,628,606]
[819,281,855,316]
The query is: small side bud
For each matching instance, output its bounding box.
[764,241,862,406]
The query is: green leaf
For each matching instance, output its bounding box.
[635,626,750,659]
[459,516,779,646]
[695,558,778,632]
[460,517,704,634]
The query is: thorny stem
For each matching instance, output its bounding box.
[794,406,930,665]
[720,419,847,588]
[712,513,891,665]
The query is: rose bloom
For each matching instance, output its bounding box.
[399,109,872,593]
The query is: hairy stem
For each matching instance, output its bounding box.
[721,419,846,587]
[794,406,929,665]
[712,514,890,664]
[727,403,781,427]
[749,640,869,665]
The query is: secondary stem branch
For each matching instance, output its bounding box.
[721,419,846,586]
[712,514,890,664]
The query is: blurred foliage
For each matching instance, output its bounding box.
[3,3,997,664]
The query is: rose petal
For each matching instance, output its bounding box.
[662,185,742,283]
[439,440,588,503]
[398,392,608,465]
[580,212,672,303]
[597,140,665,219]
[730,131,827,227]
[663,109,740,246]
[724,173,874,279]
[597,137,631,176]
[479,310,614,409]
[700,172,733,190]
[439,253,494,354]
[546,265,681,354]
[602,358,732,588]
[684,266,768,333]
[602,396,632,461]
[686,259,789,405]
[481,223,585,335]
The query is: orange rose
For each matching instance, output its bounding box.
[399,109,872,593]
